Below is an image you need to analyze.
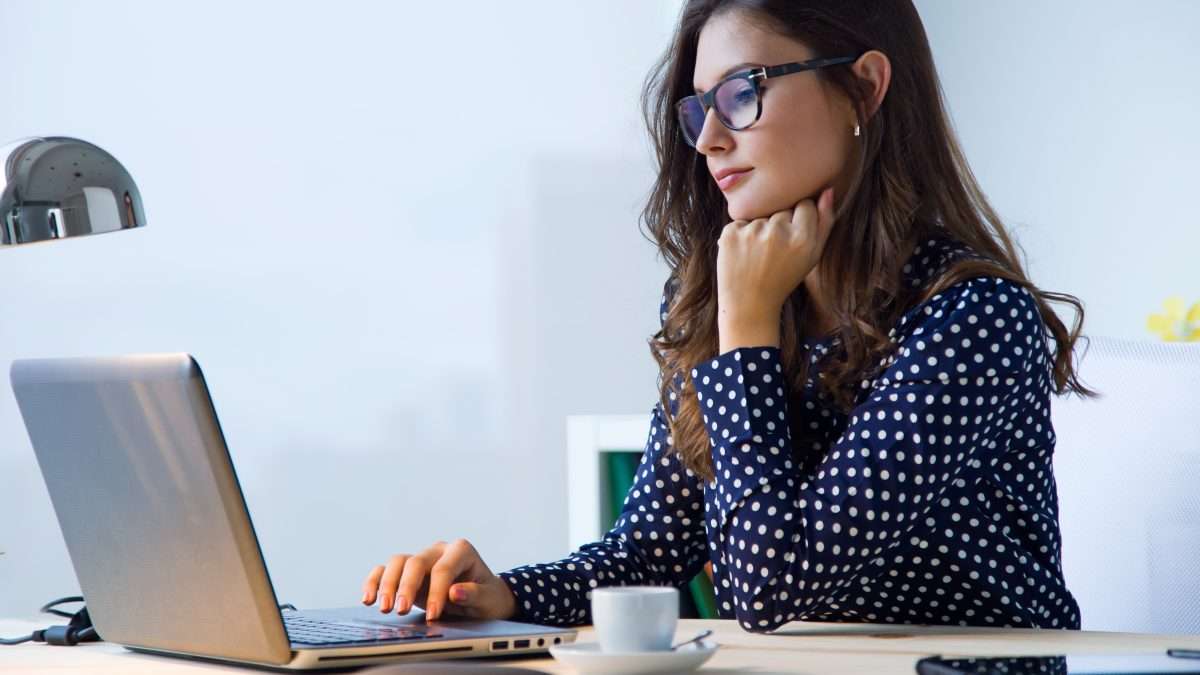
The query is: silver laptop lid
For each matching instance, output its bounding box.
[10,353,292,666]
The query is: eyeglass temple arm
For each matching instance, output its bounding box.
[761,55,861,79]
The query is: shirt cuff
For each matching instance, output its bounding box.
[691,346,791,444]
[497,567,588,627]
[691,346,796,518]
[497,570,531,622]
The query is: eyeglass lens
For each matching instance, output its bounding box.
[677,77,759,146]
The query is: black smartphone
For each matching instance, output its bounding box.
[915,653,1200,675]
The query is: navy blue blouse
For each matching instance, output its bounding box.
[499,235,1081,632]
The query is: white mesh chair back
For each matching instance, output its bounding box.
[1052,336,1200,633]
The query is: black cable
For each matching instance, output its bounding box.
[1,597,299,646]
[0,596,99,646]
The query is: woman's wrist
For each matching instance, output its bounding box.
[718,309,781,353]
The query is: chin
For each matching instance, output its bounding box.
[726,195,776,222]
[723,195,755,221]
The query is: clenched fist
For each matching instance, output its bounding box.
[715,187,837,350]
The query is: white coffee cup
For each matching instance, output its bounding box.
[590,586,679,653]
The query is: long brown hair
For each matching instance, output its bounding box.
[640,0,1096,483]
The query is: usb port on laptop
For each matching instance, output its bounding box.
[492,640,508,650]
[514,639,531,649]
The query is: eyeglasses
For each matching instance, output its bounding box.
[675,55,861,148]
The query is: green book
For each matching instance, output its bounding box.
[605,451,639,526]
[602,450,715,619]
[688,568,719,619]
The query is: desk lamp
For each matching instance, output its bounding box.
[0,135,144,645]
[1,136,145,246]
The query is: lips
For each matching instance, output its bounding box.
[714,168,752,191]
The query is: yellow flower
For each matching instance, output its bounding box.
[1147,295,1200,342]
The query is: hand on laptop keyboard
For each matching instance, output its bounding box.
[362,538,517,622]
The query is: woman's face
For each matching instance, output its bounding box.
[692,10,857,221]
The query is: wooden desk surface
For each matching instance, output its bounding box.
[3,616,1199,674]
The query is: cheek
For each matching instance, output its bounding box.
[728,118,845,217]
[774,114,844,186]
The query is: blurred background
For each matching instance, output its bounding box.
[1,0,1196,618]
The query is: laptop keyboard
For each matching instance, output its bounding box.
[283,614,444,646]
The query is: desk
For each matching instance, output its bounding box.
[3,616,1199,674]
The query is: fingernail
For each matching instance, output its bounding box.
[362,591,370,605]
[428,602,439,621]
[451,587,466,602]
[396,595,408,614]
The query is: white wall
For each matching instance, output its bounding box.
[914,0,1200,338]
[0,0,678,617]
[2,0,1195,623]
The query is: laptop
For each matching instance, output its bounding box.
[10,353,576,670]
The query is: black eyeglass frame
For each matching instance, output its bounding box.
[676,55,862,147]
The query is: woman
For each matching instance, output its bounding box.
[360,0,1094,633]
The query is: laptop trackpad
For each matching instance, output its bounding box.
[291,605,569,638]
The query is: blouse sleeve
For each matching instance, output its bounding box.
[497,278,708,626]
[691,276,1050,632]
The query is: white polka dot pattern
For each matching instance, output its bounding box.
[499,236,1081,633]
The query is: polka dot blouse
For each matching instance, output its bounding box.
[498,235,1081,633]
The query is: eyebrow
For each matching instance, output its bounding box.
[694,61,760,94]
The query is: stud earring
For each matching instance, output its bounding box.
[853,124,861,137]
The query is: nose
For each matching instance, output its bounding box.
[694,107,732,155]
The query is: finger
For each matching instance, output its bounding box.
[444,581,489,618]
[790,200,818,239]
[362,565,385,605]
[818,186,835,227]
[729,219,750,237]
[396,552,436,615]
[766,209,792,231]
[377,555,410,613]
[815,186,837,244]
[426,539,476,621]
[409,577,433,613]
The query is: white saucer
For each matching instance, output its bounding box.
[548,640,718,674]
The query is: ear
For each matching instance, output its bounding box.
[852,50,892,120]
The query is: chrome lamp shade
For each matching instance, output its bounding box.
[0,136,146,246]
